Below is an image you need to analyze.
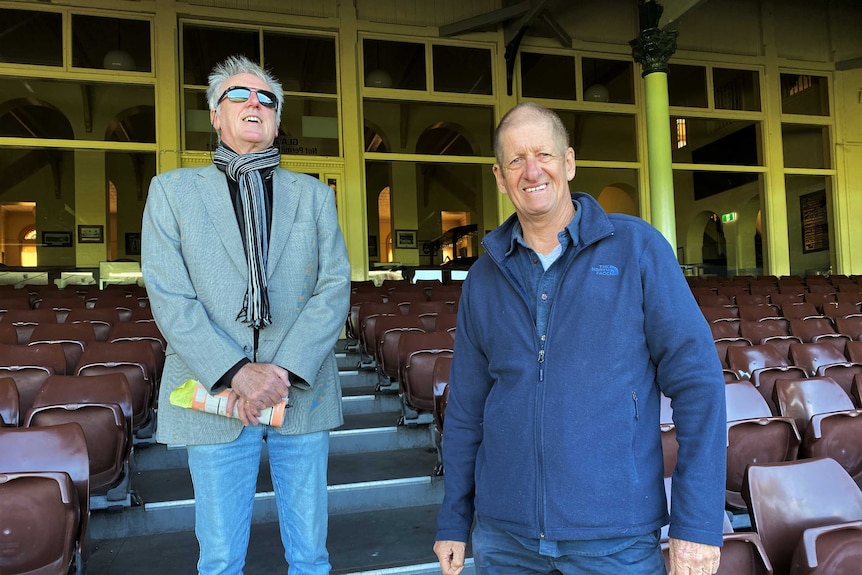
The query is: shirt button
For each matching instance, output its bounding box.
[532,258,539,264]
[541,293,548,301]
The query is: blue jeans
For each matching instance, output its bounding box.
[472,517,666,575]
[187,426,330,575]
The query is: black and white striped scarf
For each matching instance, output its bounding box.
[213,144,281,330]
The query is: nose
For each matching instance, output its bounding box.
[523,155,542,180]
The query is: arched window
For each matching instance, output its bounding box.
[21,225,37,267]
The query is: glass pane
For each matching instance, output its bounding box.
[432,45,492,95]
[671,118,762,166]
[554,111,638,162]
[0,78,155,142]
[185,90,339,155]
[782,124,831,169]
[0,148,155,268]
[520,52,576,100]
[183,25,259,86]
[781,74,829,116]
[786,175,832,275]
[363,39,426,91]
[0,9,62,66]
[72,15,152,72]
[264,33,337,94]
[674,171,764,276]
[278,97,339,156]
[363,100,494,156]
[713,68,761,111]
[365,160,497,267]
[582,58,634,104]
[573,168,640,216]
[668,64,708,108]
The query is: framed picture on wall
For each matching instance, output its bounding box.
[78,225,104,244]
[395,229,417,249]
[42,231,73,248]
[125,232,142,255]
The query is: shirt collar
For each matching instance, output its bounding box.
[506,199,583,256]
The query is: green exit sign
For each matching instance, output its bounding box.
[721,212,737,223]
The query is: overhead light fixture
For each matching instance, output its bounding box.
[104,49,135,71]
[366,69,393,88]
[584,83,610,102]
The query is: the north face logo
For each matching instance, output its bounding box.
[591,264,619,276]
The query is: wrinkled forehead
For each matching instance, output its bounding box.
[499,112,565,153]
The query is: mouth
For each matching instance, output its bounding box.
[242,116,261,123]
[523,183,547,193]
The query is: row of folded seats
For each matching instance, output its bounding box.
[657,293,862,572]
[347,282,458,469]
[0,285,164,573]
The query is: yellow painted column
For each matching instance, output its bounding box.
[74,151,108,267]
[630,0,679,251]
[154,0,180,174]
[643,71,676,249]
[337,2,370,280]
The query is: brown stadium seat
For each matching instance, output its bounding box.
[790,342,862,398]
[659,393,676,478]
[773,376,862,488]
[0,342,65,416]
[727,344,808,414]
[0,323,17,345]
[835,316,862,341]
[374,314,425,388]
[27,322,97,377]
[0,377,19,427]
[65,307,122,342]
[398,331,454,425]
[780,301,823,320]
[25,374,133,506]
[724,378,800,510]
[0,422,90,574]
[789,318,851,354]
[357,301,401,363]
[76,341,155,434]
[660,476,772,575]
[108,321,167,382]
[0,308,59,344]
[432,355,452,476]
[743,457,862,575]
[432,312,458,334]
[738,320,801,360]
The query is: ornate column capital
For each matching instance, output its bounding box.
[629,0,678,77]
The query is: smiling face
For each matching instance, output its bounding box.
[210,73,279,154]
[492,110,576,226]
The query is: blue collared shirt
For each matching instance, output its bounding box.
[508,200,583,341]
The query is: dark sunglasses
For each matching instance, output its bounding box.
[217,86,278,109]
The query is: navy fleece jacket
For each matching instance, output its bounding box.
[436,192,727,547]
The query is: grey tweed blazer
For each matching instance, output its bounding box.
[141,164,351,446]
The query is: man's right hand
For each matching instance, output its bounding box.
[433,540,466,575]
[226,362,290,425]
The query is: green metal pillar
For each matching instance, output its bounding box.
[630,0,679,250]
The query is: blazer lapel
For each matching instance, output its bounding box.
[267,169,300,275]
[198,165,248,275]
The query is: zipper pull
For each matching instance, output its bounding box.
[538,349,545,364]
[538,349,545,382]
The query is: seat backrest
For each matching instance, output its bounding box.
[726,416,800,510]
[0,422,90,562]
[790,341,849,377]
[709,322,740,339]
[773,376,855,436]
[75,350,151,430]
[26,374,132,492]
[0,376,19,427]
[28,322,97,376]
[0,324,17,345]
[727,343,788,379]
[0,470,80,575]
[848,341,862,363]
[743,457,862,575]
[725,380,772,421]
[64,308,121,341]
[398,331,455,392]
[835,316,862,341]
[700,305,738,323]
[738,304,783,322]
[0,308,59,343]
[374,314,425,371]
[735,292,768,306]
[403,349,453,412]
[781,301,821,320]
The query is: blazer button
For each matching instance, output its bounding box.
[243,345,251,353]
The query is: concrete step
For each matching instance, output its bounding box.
[86,505,475,575]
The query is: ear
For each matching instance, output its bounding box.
[210,109,220,132]
[492,164,508,195]
[565,147,576,181]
